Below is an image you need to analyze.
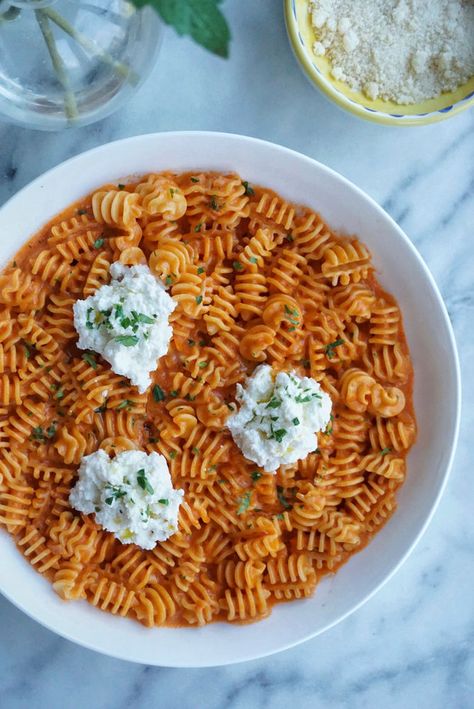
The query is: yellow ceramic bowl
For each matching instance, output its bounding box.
[285,0,474,126]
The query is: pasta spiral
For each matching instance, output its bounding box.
[0,171,415,628]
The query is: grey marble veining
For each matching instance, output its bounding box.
[0,1,473,707]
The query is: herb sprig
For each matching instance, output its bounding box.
[131,0,231,58]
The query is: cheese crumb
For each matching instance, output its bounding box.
[309,0,474,104]
[226,365,332,473]
[69,449,184,550]
[73,263,176,393]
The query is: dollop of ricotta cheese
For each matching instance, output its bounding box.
[226,365,332,473]
[69,449,184,550]
[73,262,176,393]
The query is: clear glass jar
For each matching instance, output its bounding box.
[0,0,162,130]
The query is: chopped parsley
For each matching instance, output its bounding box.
[115,335,139,347]
[325,338,345,359]
[55,388,65,400]
[249,256,258,264]
[190,176,200,183]
[158,498,169,505]
[232,261,243,271]
[197,267,205,275]
[82,352,97,369]
[93,238,104,249]
[251,471,262,482]
[169,389,178,397]
[137,469,154,495]
[105,484,127,505]
[198,361,208,368]
[237,491,252,515]
[195,295,203,305]
[292,417,300,426]
[194,223,202,233]
[284,304,300,328]
[277,486,292,510]
[30,425,56,442]
[165,275,173,287]
[209,195,220,211]
[23,342,33,359]
[169,451,177,459]
[272,428,287,443]
[116,399,134,410]
[242,181,255,196]
[152,385,166,402]
[265,397,281,409]
[380,447,392,457]
[192,447,200,455]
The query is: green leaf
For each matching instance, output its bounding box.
[152,384,166,402]
[115,335,139,346]
[82,351,97,369]
[131,0,230,58]
[137,469,154,495]
[237,491,252,515]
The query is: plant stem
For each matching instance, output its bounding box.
[35,10,78,121]
[42,7,139,85]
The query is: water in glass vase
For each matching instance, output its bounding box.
[0,0,162,129]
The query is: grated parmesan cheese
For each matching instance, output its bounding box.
[309,0,474,104]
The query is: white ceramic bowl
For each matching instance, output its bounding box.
[0,132,460,667]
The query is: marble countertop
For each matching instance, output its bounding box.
[0,2,473,707]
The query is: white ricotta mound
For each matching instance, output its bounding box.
[226,365,332,473]
[69,449,184,549]
[73,263,176,393]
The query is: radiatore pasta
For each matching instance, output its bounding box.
[0,171,416,627]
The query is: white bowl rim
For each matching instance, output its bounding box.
[0,131,461,667]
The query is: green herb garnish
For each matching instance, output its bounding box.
[192,447,200,455]
[195,295,203,304]
[194,223,202,233]
[209,195,220,211]
[152,385,166,402]
[292,417,300,426]
[325,338,345,359]
[277,485,292,510]
[242,181,254,196]
[237,491,252,515]
[251,471,262,482]
[265,397,281,409]
[272,428,287,443]
[191,176,200,183]
[115,335,139,347]
[380,447,392,456]
[82,352,97,369]
[116,399,134,410]
[93,238,104,249]
[169,451,177,459]
[197,267,205,274]
[198,361,208,368]
[249,256,258,264]
[137,469,154,495]
[232,261,243,271]
[158,498,169,505]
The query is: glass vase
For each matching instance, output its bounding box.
[0,0,162,130]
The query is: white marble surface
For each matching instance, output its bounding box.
[0,1,473,707]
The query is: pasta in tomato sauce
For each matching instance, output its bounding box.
[0,171,416,626]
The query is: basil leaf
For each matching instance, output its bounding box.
[131,0,230,58]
